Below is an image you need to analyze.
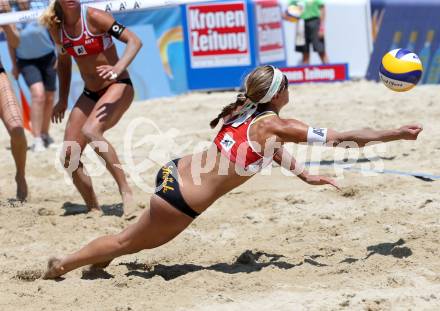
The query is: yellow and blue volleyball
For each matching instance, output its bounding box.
[379,49,423,92]
[285,5,302,23]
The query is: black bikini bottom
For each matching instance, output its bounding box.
[82,78,133,102]
[155,158,200,219]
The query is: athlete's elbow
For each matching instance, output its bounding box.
[130,35,142,51]
[9,38,20,49]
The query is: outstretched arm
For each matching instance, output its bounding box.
[88,8,142,80]
[326,125,423,147]
[270,118,423,147]
[273,146,339,189]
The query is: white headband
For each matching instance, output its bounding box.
[258,66,284,103]
[230,67,283,127]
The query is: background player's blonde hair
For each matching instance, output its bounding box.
[39,0,63,28]
[210,65,276,128]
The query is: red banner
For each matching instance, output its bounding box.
[186,1,251,68]
[254,0,285,63]
[281,64,349,83]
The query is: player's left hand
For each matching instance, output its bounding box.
[305,175,340,190]
[96,65,122,81]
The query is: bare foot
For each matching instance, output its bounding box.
[88,206,102,213]
[122,190,137,217]
[15,175,28,202]
[43,256,65,279]
[85,202,102,213]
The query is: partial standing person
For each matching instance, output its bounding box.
[0,22,28,201]
[40,0,142,213]
[7,0,57,152]
[288,0,329,65]
[43,65,423,279]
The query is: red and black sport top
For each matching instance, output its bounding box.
[61,6,113,57]
[214,110,278,172]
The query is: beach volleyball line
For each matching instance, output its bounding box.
[306,161,440,181]
[0,0,215,25]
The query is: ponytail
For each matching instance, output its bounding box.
[210,65,276,128]
[40,0,63,29]
[209,93,247,128]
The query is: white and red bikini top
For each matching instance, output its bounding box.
[214,110,278,172]
[61,6,113,57]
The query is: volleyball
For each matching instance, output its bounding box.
[285,5,302,22]
[379,49,423,92]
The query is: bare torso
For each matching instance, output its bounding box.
[177,113,279,213]
[74,46,129,91]
[178,147,253,214]
[53,7,130,91]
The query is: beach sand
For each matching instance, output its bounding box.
[0,81,439,310]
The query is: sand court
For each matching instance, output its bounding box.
[0,81,439,310]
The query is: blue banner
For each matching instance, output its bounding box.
[182,0,287,91]
[367,0,440,84]
[115,8,188,95]
[0,6,188,107]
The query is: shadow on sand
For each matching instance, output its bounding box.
[61,201,124,217]
[79,240,412,281]
[120,250,302,281]
[340,238,413,264]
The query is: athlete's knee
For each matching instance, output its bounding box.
[81,124,103,142]
[9,125,25,141]
[31,90,45,105]
[60,142,82,170]
[114,234,143,255]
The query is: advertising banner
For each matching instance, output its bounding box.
[116,7,188,95]
[0,6,188,107]
[186,1,251,68]
[182,0,288,91]
[367,0,440,84]
[254,0,285,64]
[281,64,349,83]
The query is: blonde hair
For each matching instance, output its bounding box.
[210,66,275,128]
[39,0,63,28]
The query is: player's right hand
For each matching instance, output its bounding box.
[398,124,423,140]
[52,101,68,123]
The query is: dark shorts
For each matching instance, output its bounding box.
[17,52,57,91]
[0,67,4,74]
[155,158,200,219]
[296,17,325,54]
[83,78,133,103]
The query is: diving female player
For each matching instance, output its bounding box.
[43,65,422,278]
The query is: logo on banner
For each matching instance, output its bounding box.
[281,64,349,83]
[104,0,141,12]
[186,1,251,68]
[255,0,285,63]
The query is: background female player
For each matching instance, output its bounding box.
[0,24,28,201]
[8,0,57,152]
[43,65,422,279]
[40,0,142,212]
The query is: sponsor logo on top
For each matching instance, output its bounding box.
[186,1,251,68]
